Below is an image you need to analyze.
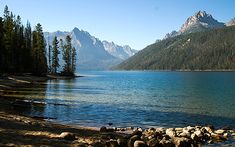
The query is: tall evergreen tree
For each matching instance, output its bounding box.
[61,35,77,75]
[51,36,60,74]
[13,15,24,72]
[0,17,4,73]
[71,47,76,73]
[1,6,91,75]
[48,44,52,73]
[3,6,14,72]
[0,5,49,74]
[24,21,32,72]
[19,24,26,72]
[62,35,72,74]
[32,23,47,75]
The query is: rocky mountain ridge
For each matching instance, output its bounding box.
[44,27,137,70]
[226,18,235,26]
[102,41,137,60]
[165,11,234,38]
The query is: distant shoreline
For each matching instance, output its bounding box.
[47,74,84,79]
[112,69,235,72]
[0,74,83,95]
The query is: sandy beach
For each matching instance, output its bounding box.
[0,75,234,147]
[0,110,129,146]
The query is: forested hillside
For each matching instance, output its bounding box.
[115,26,235,70]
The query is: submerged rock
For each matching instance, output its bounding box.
[214,129,225,134]
[211,133,227,142]
[207,140,214,144]
[221,126,232,130]
[100,126,107,132]
[100,126,115,132]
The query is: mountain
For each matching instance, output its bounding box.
[114,25,235,70]
[44,27,136,70]
[164,30,178,39]
[102,41,137,60]
[179,11,225,33]
[226,18,235,26]
[165,11,225,38]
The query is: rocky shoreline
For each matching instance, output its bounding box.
[0,110,234,146]
[99,125,235,147]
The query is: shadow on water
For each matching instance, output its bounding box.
[8,96,234,129]
[1,73,235,130]
[2,90,235,129]
[54,104,235,128]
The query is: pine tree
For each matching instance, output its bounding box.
[0,17,4,73]
[48,44,52,73]
[3,6,14,72]
[0,5,76,75]
[51,36,60,74]
[13,15,24,72]
[32,23,47,75]
[61,35,77,75]
[71,47,76,73]
[24,21,32,72]
[62,35,72,74]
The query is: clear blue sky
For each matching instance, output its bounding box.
[0,0,235,50]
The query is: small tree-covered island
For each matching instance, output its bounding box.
[0,3,235,147]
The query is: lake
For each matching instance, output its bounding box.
[7,71,235,129]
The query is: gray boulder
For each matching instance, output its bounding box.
[134,140,147,147]
[128,135,140,147]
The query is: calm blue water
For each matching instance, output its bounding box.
[14,71,235,128]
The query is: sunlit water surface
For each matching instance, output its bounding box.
[8,71,235,128]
